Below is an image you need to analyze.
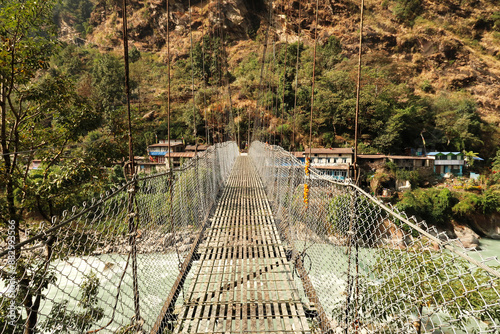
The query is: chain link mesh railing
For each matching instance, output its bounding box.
[0,141,238,334]
[249,141,500,334]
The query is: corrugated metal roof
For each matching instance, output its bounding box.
[292,152,305,158]
[388,155,433,160]
[304,147,354,154]
[185,145,209,151]
[148,152,196,158]
[427,152,461,156]
[149,142,185,147]
[314,164,350,170]
[164,152,196,158]
[358,154,386,159]
[359,154,433,160]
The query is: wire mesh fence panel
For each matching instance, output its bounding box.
[0,142,238,334]
[249,141,500,334]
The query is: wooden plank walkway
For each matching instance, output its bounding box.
[173,155,311,334]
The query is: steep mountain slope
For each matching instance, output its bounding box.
[80,0,499,154]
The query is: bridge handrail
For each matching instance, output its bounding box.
[249,140,500,334]
[0,141,239,334]
[258,142,500,279]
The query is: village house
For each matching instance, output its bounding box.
[358,154,434,172]
[147,140,190,167]
[185,144,209,152]
[295,148,354,181]
[427,152,465,176]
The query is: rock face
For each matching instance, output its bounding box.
[453,222,480,249]
[469,213,500,240]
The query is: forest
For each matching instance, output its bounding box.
[1,0,500,229]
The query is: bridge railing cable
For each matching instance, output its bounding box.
[0,141,238,334]
[249,140,500,334]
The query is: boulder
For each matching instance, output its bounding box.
[454,223,480,249]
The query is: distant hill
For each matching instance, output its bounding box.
[58,0,500,157]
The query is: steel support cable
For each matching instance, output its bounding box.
[121,0,141,327]
[165,0,183,304]
[267,0,276,145]
[217,3,234,144]
[308,0,320,160]
[216,0,224,142]
[353,0,365,183]
[254,7,271,143]
[216,0,230,142]
[200,0,209,145]
[189,0,197,147]
[188,0,203,235]
[263,27,275,145]
[255,142,500,281]
[279,0,289,148]
[291,0,302,152]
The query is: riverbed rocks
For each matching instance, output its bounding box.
[92,228,200,255]
[453,223,480,249]
[469,212,500,240]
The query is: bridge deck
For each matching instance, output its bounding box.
[174,156,311,333]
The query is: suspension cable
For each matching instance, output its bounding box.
[279,1,289,148]
[308,0,320,160]
[121,0,141,326]
[201,0,209,145]
[354,0,365,183]
[221,8,234,143]
[189,0,197,152]
[255,7,271,143]
[122,0,134,173]
[167,0,172,171]
[291,1,302,152]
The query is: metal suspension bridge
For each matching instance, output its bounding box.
[1,141,499,334]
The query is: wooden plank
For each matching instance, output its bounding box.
[169,156,311,333]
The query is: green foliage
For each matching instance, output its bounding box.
[392,0,423,25]
[364,249,500,332]
[452,192,481,216]
[192,36,232,86]
[420,79,433,92]
[463,150,479,167]
[42,271,104,333]
[491,11,500,31]
[328,194,381,245]
[478,189,500,214]
[319,36,343,70]
[373,106,417,153]
[432,94,483,151]
[53,0,94,37]
[397,188,455,227]
[234,52,260,82]
[91,53,125,113]
[492,148,500,172]
[395,169,420,187]
[0,259,57,332]
[128,45,141,63]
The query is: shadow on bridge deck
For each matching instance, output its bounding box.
[171,155,311,333]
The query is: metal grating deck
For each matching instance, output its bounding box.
[174,156,311,333]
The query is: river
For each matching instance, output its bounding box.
[472,237,500,263]
[2,239,498,333]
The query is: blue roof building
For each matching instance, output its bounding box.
[427,152,465,176]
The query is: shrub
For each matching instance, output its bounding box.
[328,193,381,245]
[397,188,455,227]
[421,80,433,92]
[393,0,423,25]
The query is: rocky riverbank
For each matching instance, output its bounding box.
[92,228,202,255]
